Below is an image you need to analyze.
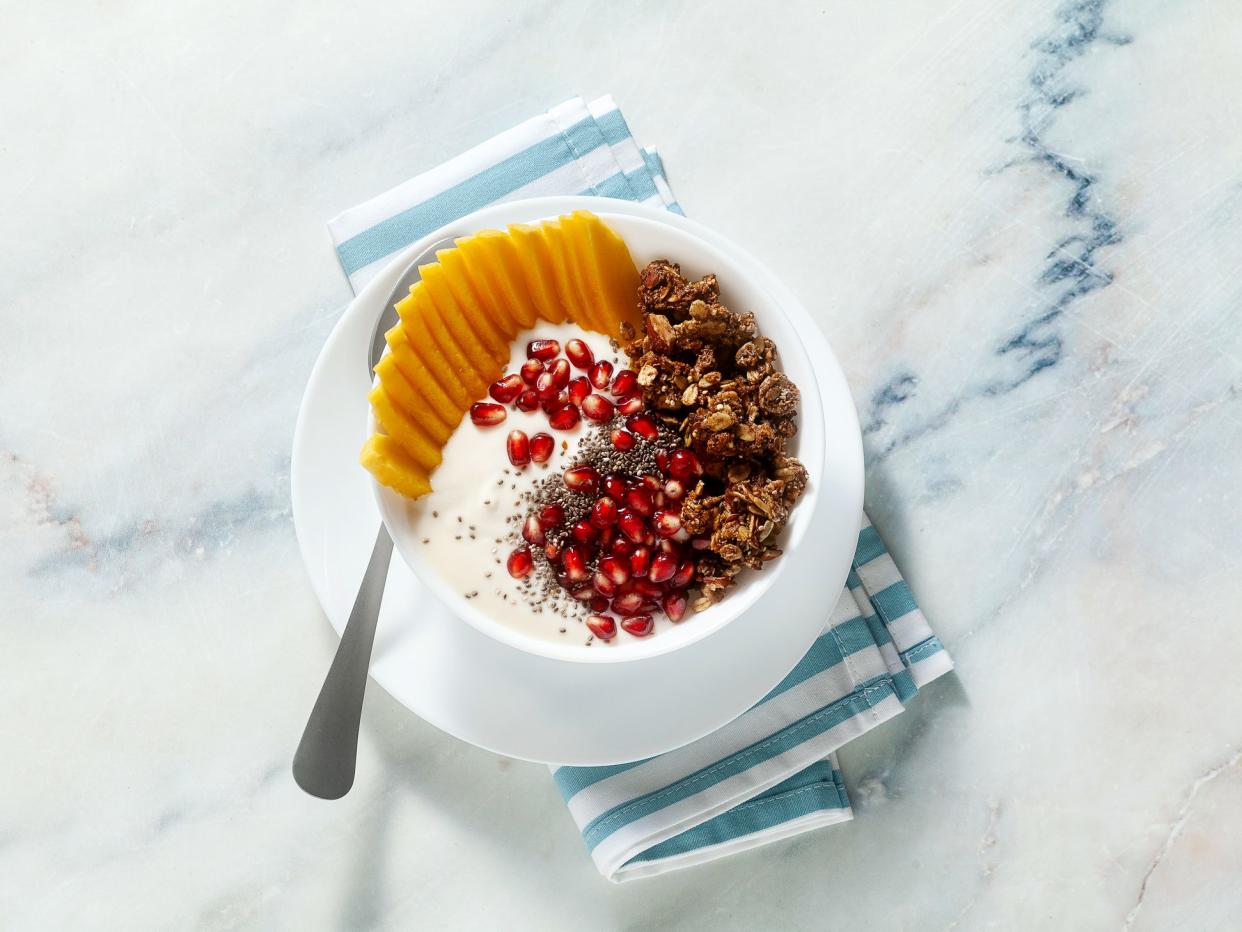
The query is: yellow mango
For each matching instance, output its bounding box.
[369,386,443,472]
[416,274,503,385]
[508,222,565,323]
[360,434,432,499]
[571,210,642,337]
[420,262,508,365]
[375,354,454,444]
[452,236,528,336]
[541,221,601,333]
[386,322,471,413]
[408,285,489,399]
[474,230,539,328]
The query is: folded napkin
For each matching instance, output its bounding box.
[328,96,954,881]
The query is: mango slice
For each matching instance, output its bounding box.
[415,276,502,387]
[508,222,565,324]
[433,246,519,353]
[369,386,443,472]
[420,262,508,365]
[360,435,432,499]
[382,332,464,428]
[374,354,454,444]
[542,221,600,332]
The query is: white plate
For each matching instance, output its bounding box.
[291,197,863,765]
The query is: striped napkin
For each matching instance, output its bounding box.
[327,96,954,881]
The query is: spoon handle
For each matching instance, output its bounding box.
[293,524,393,799]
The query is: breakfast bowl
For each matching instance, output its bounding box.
[367,201,829,664]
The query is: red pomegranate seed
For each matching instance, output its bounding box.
[563,464,599,494]
[589,595,609,613]
[617,395,644,416]
[544,540,563,562]
[642,474,662,493]
[610,537,634,559]
[663,591,687,622]
[610,428,636,451]
[469,401,507,426]
[633,578,664,599]
[617,509,647,543]
[562,545,589,582]
[522,514,545,545]
[535,370,559,401]
[668,449,703,480]
[571,584,594,601]
[663,478,685,500]
[592,572,617,598]
[548,403,581,431]
[541,390,570,414]
[611,592,644,616]
[548,358,571,390]
[603,474,628,500]
[586,614,617,641]
[657,538,683,558]
[489,374,523,404]
[565,338,594,369]
[629,545,652,578]
[626,413,659,441]
[516,389,540,411]
[655,450,670,473]
[506,430,530,467]
[671,560,695,589]
[599,556,630,585]
[612,369,638,396]
[624,487,654,517]
[527,339,560,361]
[568,376,591,405]
[520,358,544,384]
[581,394,615,422]
[621,614,654,637]
[571,519,597,544]
[506,547,533,579]
[590,496,618,528]
[649,552,677,583]
[588,360,614,391]
[654,510,682,538]
[529,432,554,464]
[538,502,565,529]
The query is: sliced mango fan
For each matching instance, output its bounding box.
[361,210,642,499]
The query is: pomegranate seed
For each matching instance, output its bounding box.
[581,394,615,422]
[691,536,712,550]
[563,464,599,494]
[506,430,530,467]
[671,560,695,589]
[649,552,677,583]
[568,376,591,405]
[529,432,554,464]
[654,510,682,538]
[562,545,589,582]
[527,339,560,360]
[626,413,659,441]
[538,502,565,529]
[571,519,597,544]
[565,338,594,369]
[617,395,645,416]
[489,374,523,403]
[663,591,688,622]
[522,514,545,545]
[642,474,662,493]
[590,496,618,528]
[599,556,630,586]
[535,370,559,401]
[657,538,683,558]
[548,358,571,390]
[621,614,654,637]
[617,509,647,543]
[668,449,703,480]
[592,572,617,598]
[516,389,540,412]
[611,592,644,616]
[655,450,670,473]
[611,428,636,451]
[571,584,594,601]
[541,389,570,414]
[629,545,652,578]
[663,478,685,500]
[612,369,638,396]
[589,596,609,613]
[610,537,634,559]
[520,358,544,384]
[633,578,664,599]
[544,540,563,562]
[603,474,628,500]
[586,614,617,641]
[548,404,581,431]
[470,401,507,426]
[624,487,655,517]
[590,360,614,391]
[506,547,533,579]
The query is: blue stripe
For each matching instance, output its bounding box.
[582,676,897,850]
[854,525,887,566]
[641,148,666,179]
[870,580,919,627]
[337,117,602,275]
[625,764,848,865]
[594,108,631,146]
[892,669,919,703]
[901,636,946,666]
[552,757,649,803]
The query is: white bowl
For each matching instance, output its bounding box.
[371,204,825,664]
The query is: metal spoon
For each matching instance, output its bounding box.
[293,237,458,800]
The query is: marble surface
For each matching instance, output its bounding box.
[3,0,1241,927]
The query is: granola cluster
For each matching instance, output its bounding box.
[624,261,809,608]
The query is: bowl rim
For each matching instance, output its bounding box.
[369,199,826,664]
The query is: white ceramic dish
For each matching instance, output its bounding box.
[291,196,863,764]
[371,213,826,663]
